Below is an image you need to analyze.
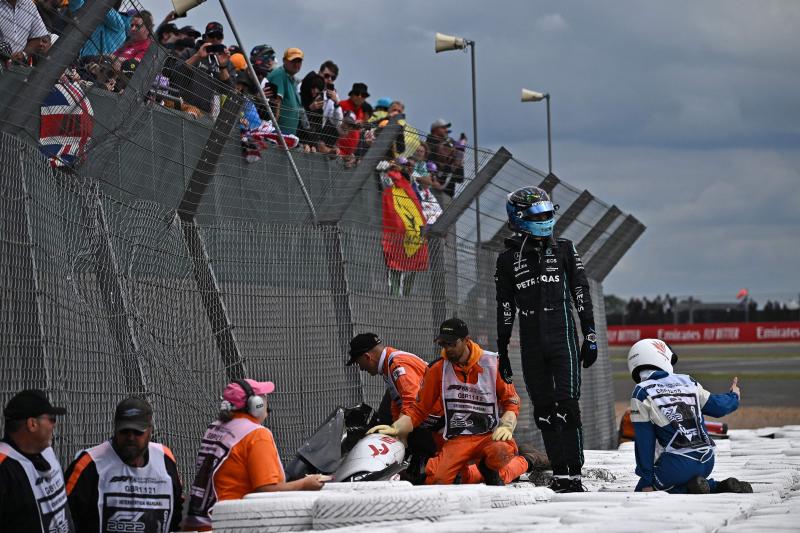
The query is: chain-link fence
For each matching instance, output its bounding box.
[0,0,643,482]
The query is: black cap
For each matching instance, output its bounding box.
[114,397,153,432]
[347,333,382,365]
[436,318,468,343]
[157,23,179,37]
[4,389,67,420]
[349,82,370,97]
[179,25,201,38]
[205,21,224,37]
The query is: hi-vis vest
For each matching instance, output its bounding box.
[85,440,174,533]
[442,351,500,440]
[638,373,714,458]
[379,347,414,407]
[185,417,264,528]
[380,348,443,431]
[0,443,73,533]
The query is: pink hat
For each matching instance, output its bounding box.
[223,379,275,409]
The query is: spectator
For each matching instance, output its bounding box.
[267,47,304,136]
[177,24,201,44]
[424,118,464,198]
[0,389,74,532]
[229,50,247,71]
[338,82,369,157]
[184,379,326,531]
[26,32,53,65]
[410,145,443,225]
[300,59,342,149]
[64,397,183,533]
[35,0,68,36]
[0,0,50,63]
[298,72,325,151]
[370,96,392,123]
[370,318,529,485]
[114,10,153,62]
[250,43,276,83]
[68,0,130,58]
[156,22,179,48]
[176,21,234,114]
[371,99,407,158]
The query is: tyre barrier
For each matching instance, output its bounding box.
[311,491,449,530]
[213,497,317,533]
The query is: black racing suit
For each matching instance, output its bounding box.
[495,235,594,476]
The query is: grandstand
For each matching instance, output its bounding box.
[0,0,644,482]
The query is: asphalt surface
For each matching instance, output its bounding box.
[610,343,800,407]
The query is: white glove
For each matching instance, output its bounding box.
[367,414,413,441]
[492,411,517,441]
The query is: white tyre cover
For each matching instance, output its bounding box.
[320,480,413,491]
[312,492,448,530]
[213,497,315,532]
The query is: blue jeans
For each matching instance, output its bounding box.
[635,452,718,494]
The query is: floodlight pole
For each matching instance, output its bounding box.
[545,93,552,175]
[217,0,318,225]
[467,40,481,245]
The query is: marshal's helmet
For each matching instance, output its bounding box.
[626,339,679,382]
[506,186,557,237]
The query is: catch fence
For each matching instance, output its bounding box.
[0,0,643,481]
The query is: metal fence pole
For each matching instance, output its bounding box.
[217,0,317,224]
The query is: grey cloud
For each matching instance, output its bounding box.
[139,0,798,300]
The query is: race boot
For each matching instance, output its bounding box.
[567,477,588,493]
[686,476,711,494]
[548,476,571,493]
[478,459,504,486]
[714,478,753,493]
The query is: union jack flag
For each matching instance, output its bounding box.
[39,79,94,168]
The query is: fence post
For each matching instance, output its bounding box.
[176,93,247,381]
[92,188,146,394]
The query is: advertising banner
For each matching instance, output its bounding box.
[608,322,800,345]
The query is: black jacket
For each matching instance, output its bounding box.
[495,235,594,351]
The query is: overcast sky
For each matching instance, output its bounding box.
[142,0,799,302]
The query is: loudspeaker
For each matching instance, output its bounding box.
[521,89,546,102]
[172,0,206,17]
[435,32,466,53]
[235,380,266,419]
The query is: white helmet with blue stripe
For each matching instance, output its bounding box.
[506,186,557,237]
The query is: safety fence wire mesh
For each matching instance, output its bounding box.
[0,0,637,480]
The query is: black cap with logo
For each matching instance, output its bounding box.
[436,318,469,343]
[114,397,153,432]
[4,389,67,420]
[205,21,224,38]
[346,333,382,365]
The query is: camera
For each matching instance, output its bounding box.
[326,83,335,91]
[206,43,226,54]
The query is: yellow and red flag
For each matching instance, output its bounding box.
[381,170,429,271]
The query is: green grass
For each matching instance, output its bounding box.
[613,371,800,381]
